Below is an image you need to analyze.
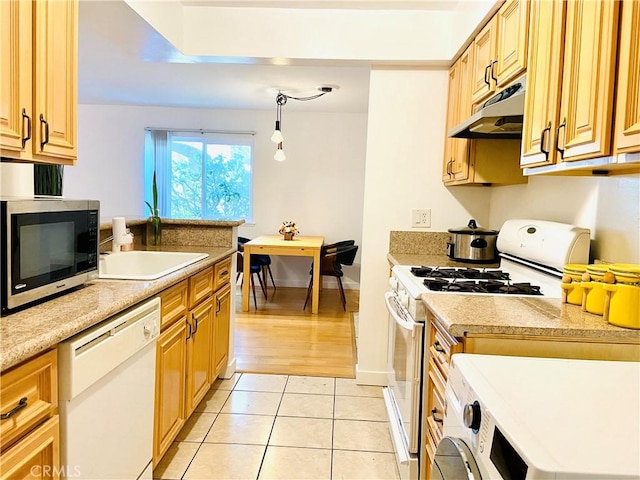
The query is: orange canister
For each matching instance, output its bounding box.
[603,264,640,329]
[561,264,587,306]
[582,264,611,315]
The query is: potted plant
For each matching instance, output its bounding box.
[145,172,161,245]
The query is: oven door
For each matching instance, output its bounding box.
[384,291,424,455]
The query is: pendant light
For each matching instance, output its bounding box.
[270,86,335,161]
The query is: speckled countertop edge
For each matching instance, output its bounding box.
[100,218,245,229]
[422,292,640,341]
[0,245,235,372]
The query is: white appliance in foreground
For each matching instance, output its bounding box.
[436,354,640,479]
[384,219,590,480]
[58,298,160,480]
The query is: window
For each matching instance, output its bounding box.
[145,129,253,221]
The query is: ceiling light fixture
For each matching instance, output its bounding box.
[271,86,335,161]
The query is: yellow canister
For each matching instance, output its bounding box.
[582,265,611,315]
[603,283,640,329]
[561,264,587,305]
[609,264,640,284]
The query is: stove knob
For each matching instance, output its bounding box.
[463,401,481,432]
[398,290,409,308]
[389,277,398,290]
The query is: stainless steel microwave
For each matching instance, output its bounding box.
[1,197,100,313]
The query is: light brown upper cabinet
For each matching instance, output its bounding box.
[521,0,620,168]
[614,0,640,155]
[443,47,473,184]
[470,17,498,104]
[470,0,529,105]
[0,0,77,165]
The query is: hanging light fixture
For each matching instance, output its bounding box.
[271,86,335,161]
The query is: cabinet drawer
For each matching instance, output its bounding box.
[189,267,214,308]
[426,415,443,446]
[213,257,232,291]
[0,350,57,450]
[159,281,188,330]
[0,415,60,479]
[427,376,445,432]
[428,361,446,415]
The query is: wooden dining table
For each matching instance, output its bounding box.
[242,235,324,313]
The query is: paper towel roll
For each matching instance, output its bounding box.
[112,217,127,238]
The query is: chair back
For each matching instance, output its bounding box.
[335,244,358,266]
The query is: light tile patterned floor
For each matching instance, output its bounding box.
[154,373,400,480]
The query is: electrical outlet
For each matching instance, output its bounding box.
[412,209,431,228]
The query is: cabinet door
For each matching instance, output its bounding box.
[520,0,566,167]
[212,284,231,381]
[557,0,619,162]
[495,0,529,87]
[153,318,187,466]
[32,0,77,163]
[186,297,214,415]
[0,415,60,480]
[470,16,497,104]
[443,47,473,184]
[614,0,640,154]
[0,0,32,156]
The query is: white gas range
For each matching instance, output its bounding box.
[383,219,591,480]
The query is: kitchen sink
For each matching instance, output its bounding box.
[98,251,209,280]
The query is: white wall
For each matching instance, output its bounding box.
[355,68,492,385]
[489,175,640,263]
[65,104,367,288]
[0,163,34,196]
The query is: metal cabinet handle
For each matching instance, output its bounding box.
[220,270,228,277]
[39,114,49,150]
[433,340,446,353]
[191,313,199,335]
[483,64,491,87]
[21,109,31,149]
[555,117,566,160]
[216,297,221,314]
[431,408,443,424]
[490,60,498,82]
[540,122,551,159]
[186,319,193,340]
[1,397,28,420]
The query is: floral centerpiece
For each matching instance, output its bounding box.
[278,221,298,240]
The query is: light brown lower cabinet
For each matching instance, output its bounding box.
[153,316,188,465]
[186,296,214,416]
[0,349,59,480]
[0,416,60,480]
[153,257,232,467]
[420,312,640,479]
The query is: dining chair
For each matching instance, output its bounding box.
[238,236,276,292]
[303,241,358,311]
[236,251,266,309]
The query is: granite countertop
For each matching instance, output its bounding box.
[0,245,235,372]
[422,293,640,341]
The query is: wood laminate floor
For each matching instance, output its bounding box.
[234,285,359,379]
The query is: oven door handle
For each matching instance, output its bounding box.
[384,292,416,331]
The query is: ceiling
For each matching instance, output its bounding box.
[78,0,481,113]
[78,1,376,113]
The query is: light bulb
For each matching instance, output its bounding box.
[274,144,286,162]
[271,121,283,143]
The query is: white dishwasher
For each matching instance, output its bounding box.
[58,297,160,480]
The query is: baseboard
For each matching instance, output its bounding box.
[355,364,388,386]
[222,356,237,379]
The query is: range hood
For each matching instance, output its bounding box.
[448,78,526,139]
